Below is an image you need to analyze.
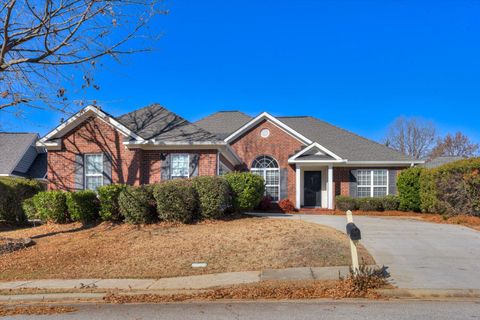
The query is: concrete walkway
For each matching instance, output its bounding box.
[252,213,480,290]
[0,267,351,292]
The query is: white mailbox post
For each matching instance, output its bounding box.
[346,210,361,274]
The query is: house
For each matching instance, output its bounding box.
[37,104,423,209]
[0,132,47,181]
[422,156,465,169]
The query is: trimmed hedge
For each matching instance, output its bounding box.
[357,197,384,211]
[32,191,69,223]
[424,158,480,216]
[0,178,43,224]
[382,195,400,211]
[335,195,400,212]
[192,176,231,219]
[335,196,358,211]
[224,172,265,212]
[397,167,423,212]
[66,190,99,223]
[154,179,199,223]
[22,198,37,220]
[419,169,438,213]
[118,186,156,224]
[98,184,126,221]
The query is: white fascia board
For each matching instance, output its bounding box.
[288,142,343,162]
[224,112,312,145]
[38,105,144,144]
[333,160,425,168]
[290,159,348,165]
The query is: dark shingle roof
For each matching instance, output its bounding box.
[278,116,412,162]
[423,156,465,168]
[117,104,223,143]
[0,133,38,175]
[195,111,413,162]
[26,153,48,179]
[194,111,252,139]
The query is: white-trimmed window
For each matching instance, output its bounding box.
[171,154,190,179]
[251,155,280,201]
[357,169,388,198]
[85,154,103,190]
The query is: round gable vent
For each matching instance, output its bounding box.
[260,128,270,138]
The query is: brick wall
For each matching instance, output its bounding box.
[230,119,305,206]
[48,116,142,190]
[47,116,218,190]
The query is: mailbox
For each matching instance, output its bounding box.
[346,222,361,241]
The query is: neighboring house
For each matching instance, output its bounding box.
[0,133,47,181]
[37,104,423,209]
[422,156,465,169]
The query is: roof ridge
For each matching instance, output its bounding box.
[116,103,165,119]
[195,110,251,124]
[304,116,411,159]
[0,132,38,135]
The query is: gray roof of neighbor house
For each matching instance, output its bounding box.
[422,156,465,168]
[194,111,253,139]
[117,104,223,143]
[194,112,413,162]
[0,133,47,178]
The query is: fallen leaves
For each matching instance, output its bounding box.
[103,279,386,304]
[0,305,77,317]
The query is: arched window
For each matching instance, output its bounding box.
[251,155,280,201]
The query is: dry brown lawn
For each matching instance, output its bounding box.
[0,217,373,280]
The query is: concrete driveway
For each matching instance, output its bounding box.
[253,214,480,290]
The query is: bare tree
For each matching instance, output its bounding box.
[0,0,165,115]
[385,117,437,159]
[430,132,479,159]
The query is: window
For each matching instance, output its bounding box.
[251,155,280,201]
[171,154,190,179]
[85,154,103,190]
[218,161,231,176]
[357,169,388,197]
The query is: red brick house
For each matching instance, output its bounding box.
[37,104,422,209]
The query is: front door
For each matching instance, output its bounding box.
[304,171,322,207]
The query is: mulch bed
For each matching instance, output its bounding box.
[0,237,34,254]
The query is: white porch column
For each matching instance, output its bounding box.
[327,164,334,209]
[295,166,301,209]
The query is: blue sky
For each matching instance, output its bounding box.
[2,0,480,143]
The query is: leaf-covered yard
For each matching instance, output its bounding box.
[0,217,374,280]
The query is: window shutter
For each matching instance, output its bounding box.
[74,154,85,190]
[349,169,358,198]
[161,154,171,181]
[189,154,200,177]
[280,168,288,200]
[388,169,397,195]
[103,153,113,185]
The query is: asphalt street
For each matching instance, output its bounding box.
[5,300,480,320]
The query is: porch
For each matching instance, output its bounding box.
[294,164,335,210]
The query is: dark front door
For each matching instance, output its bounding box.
[304,171,322,207]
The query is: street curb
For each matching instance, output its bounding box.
[377,288,480,299]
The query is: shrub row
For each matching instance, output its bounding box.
[394,158,480,216]
[0,178,44,224]
[21,172,264,225]
[335,195,400,212]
